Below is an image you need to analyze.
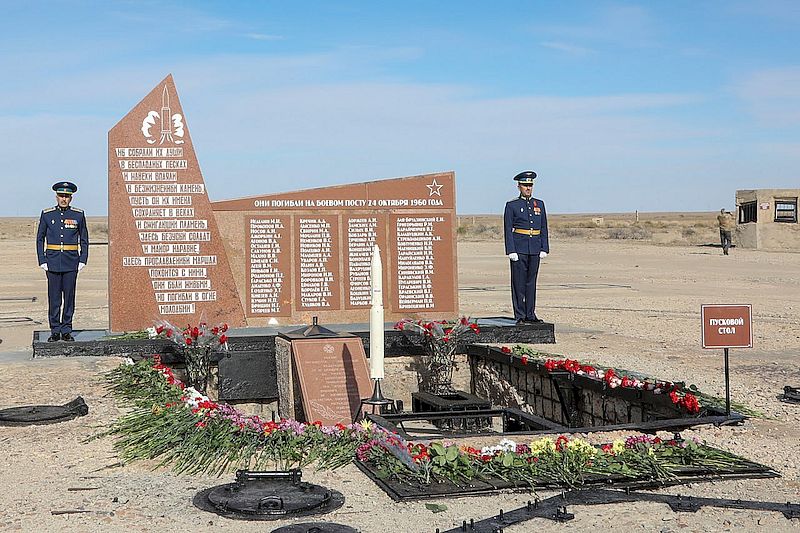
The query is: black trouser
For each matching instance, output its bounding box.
[719,229,732,253]
[510,253,541,321]
[46,270,78,335]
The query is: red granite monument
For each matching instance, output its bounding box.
[108,75,246,331]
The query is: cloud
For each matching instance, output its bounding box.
[539,41,595,56]
[531,4,662,50]
[0,47,784,216]
[244,33,284,41]
[732,67,800,125]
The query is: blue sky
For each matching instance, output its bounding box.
[2,1,799,216]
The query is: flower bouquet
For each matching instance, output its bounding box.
[153,317,229,394]
[394,317,479,394]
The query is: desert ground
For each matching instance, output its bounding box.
[1,213,799,532]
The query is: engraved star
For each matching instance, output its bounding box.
[426,178,443,196]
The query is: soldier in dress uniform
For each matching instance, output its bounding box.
[504,171,549,324]
[36,181,89,342]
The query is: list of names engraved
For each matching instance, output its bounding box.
[394,216,445,310]
[295,215,341,310]
[344,215,381,308]
[247,216,290,316]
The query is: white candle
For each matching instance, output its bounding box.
[369,244,385,379]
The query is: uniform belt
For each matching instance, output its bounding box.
[46,244,79,251]
[513,228,541,236]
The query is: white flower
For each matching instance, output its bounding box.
[123,357,135,366]
[481,438,517,456]
[182,387,208,408]
[498,438,517,452]
[146,326,157,339]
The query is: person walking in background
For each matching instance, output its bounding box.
[504,170,549,324]
[36,181,89,342]
[717,208,735,255]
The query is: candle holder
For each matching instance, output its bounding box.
[357,378,396,421]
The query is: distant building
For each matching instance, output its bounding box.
[736,189,799,249]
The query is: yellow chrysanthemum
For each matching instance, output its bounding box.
[612,440,626,455]
[566,438,597,456]
[529,437,556,455]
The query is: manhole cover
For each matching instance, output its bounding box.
[271,523,359,533]
[193,470,345,520]
[0,397,88,426]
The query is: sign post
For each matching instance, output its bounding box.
[701,304,753,416]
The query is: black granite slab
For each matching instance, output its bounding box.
[32,317,555,359]
[218,350,278,401]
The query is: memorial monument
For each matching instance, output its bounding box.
[108,75,458,331]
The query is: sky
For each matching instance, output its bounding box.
[2,0,799,216]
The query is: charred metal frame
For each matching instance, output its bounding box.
[436,489,800,532]
[367,409,743,441]
[355,440,778,502]
[784,386,800,403]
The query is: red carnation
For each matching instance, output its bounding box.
[501,346,511,354]
[185,337,192,345]
[165,329,173,338]
[219,334,228,344]
[521,355,528,365]
[682,393,700,414]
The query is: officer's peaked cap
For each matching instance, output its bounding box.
[53,181,78,195]
[513,171,537,185]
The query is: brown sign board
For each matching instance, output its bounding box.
[701,304,753,348]
[291,338,373,425]
[109,75,458,330]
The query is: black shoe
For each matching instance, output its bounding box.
[62,333,75,342]
[515,319,526,325]
[47,333,60,342]
[526,317,544,324]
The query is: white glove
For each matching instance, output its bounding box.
[508,253,519,262]
[40,263,48,271]
[539,251,548,259]
[78,262,85,272]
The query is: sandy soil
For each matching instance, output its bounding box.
[1,219,800,532]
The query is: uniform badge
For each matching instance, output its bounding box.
[65,219,78,229]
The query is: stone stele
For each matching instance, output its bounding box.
[108,74,246,331]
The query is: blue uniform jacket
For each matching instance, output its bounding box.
[36,206,89,272]
[504,196,549,255]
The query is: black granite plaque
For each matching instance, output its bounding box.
[218,350,279,400]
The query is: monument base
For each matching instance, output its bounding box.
[31,317,555,359]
